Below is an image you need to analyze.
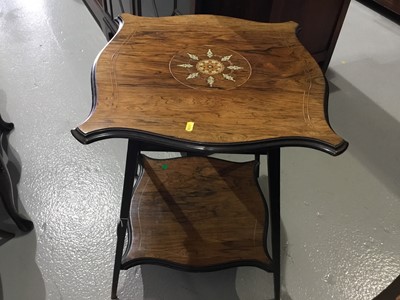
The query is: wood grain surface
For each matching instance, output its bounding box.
[75,14,346,153]
[122,156,271,269]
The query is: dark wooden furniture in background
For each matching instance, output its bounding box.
[81,0,350,71]
[82,0,122,39]
[371,0,400,14]
[356,0,400,28]
[195,0,351,71]
[72,14,347,299]
[373,274,400,299]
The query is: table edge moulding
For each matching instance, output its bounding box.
[71,14,348,300]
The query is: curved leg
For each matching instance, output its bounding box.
[111,140,139,299]
[0,114,33,233]
[0,229,15,246]
[0,114,14,132]
[0,156,33,232]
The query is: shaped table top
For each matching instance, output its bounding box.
[72,14,347,155]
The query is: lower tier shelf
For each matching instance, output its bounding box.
[122,155,272,271]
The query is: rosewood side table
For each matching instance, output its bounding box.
[71,14,347,300]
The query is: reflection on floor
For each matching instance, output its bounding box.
[0,0,399,299]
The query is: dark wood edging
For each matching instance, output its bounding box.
[71,127,348,156]
[121,257,274,273]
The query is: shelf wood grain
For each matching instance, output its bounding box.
[122,156,272,270]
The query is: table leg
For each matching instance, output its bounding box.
[0,229,15,246]
[0,116,14,132]
[0,115,34,233]
[137,0,142,16]
[0,161,34,232]
[268,148,281,300]
[111,140,140,299]
[130,0,136,15]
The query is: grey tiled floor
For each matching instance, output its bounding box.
[0,1,399,299]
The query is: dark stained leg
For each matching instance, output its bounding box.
[111,140,140,299]
[0,114,14,132]
[268,148,281,300]
[0,229,15,246]
[0,114,33,233]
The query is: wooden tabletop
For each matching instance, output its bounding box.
[72,14,347,155]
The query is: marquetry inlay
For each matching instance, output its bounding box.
[169,47,252,90]
[73,14,347,154]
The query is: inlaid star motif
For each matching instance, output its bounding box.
[177,49,244,88]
